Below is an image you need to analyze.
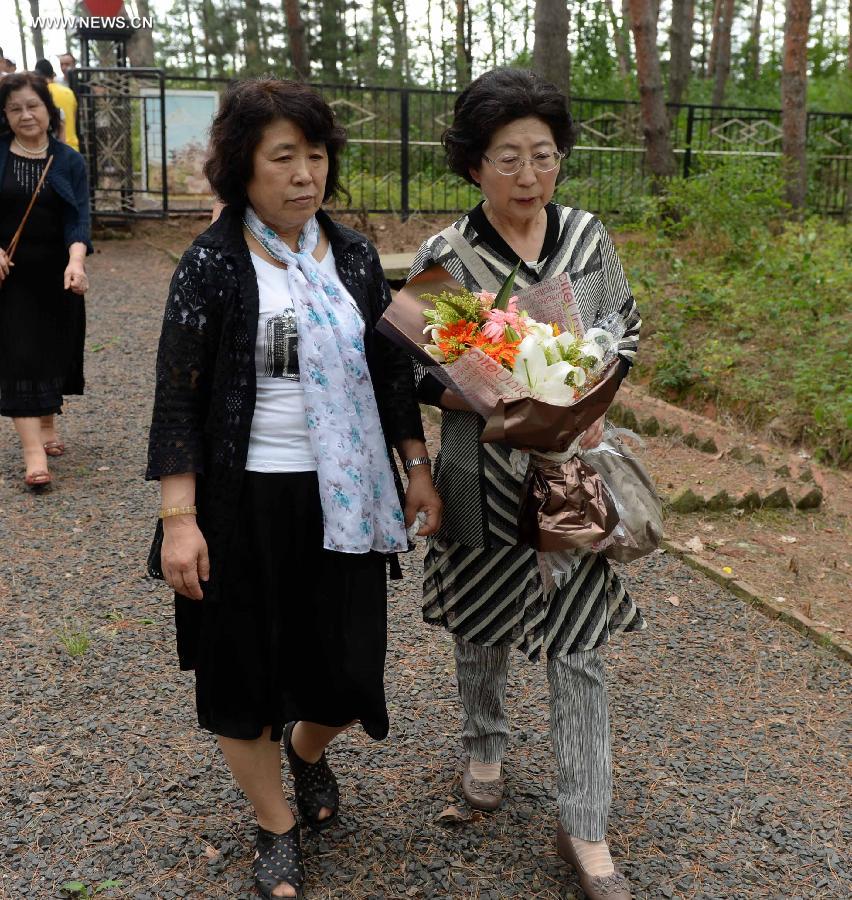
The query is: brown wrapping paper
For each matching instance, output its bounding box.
[520,457,619,552]
[481,362,623,552]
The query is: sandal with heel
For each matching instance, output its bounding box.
[43,441,65,457]
[24,470,52,490]
[254,822,304,899]
[283,721,340,832]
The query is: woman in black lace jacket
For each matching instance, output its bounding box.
[146,78,441,899]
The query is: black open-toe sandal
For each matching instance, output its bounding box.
[283,721,340,832]
[254,822,304,899]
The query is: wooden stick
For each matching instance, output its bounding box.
[5,154,54,262]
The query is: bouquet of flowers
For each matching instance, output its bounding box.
[420,263,623,409]
[378,265,632,574]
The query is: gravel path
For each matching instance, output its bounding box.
[0,240,848,900]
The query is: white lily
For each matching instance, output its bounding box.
[512,335,548,388]
[565,364,587,387]
[525,320,555,341]
[554,330,577,352]
[534,361,578,405]
[424,343,446,363]
[512,336,581,405]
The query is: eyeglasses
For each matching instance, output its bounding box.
[4,101,45,117]
[482,151,565,176]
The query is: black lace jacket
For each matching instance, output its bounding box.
[146,205,425,598]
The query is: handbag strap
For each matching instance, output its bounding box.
[439,225,502,293]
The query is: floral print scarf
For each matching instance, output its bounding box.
[243,207,407,554]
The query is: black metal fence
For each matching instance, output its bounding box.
[86,72,851,219]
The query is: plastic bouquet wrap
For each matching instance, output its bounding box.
[378,264,658,583]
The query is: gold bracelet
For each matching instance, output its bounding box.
[159,505,197,519]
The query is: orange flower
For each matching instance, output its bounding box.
[552,322,561,337]
[471,332,521,368]
[436,319,479,363]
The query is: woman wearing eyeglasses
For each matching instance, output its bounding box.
[409,69,644,900]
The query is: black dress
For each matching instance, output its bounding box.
[0,153,86,417]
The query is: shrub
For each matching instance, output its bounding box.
[653,158,789,254]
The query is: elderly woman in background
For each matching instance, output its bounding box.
[411,69,643,900]
[0,73,90,488]
[147,78,441,898]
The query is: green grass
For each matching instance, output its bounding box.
[618,203,851,466]
[56,623,91,658]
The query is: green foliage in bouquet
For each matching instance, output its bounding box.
[541,337,596,372]
[493,260,521,311]
[421,288,482,326]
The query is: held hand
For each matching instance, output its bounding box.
[440,389,473,412]
[403,467,443,537]
[161,517,210,600]
[0,249,13,282]
[64,260,88,294]
[580,414,605,450]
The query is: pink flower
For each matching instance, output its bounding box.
[481,297,524,341]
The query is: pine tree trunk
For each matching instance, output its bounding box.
[532,0,571,97]
[284,0,310,80]
[668,0,695,106]
[13,0,28,70]
[28,0,44,60]
[711,0,734,106]
[381,0,405,85]
[242,0,263,73]
[782,0,812,210]
[487,3,498,67]
[128,0,156,67]
[622,0,634,68]
[707,0,723,77]
[848,0,852,71]
[319,0,340,82]
[628,0,677,180]
[427,0,439,83]
[455,0,471,87]
[401,0,411,83]
[183,0,198,73]
[698,0,709,75]
[199,0,213,78]
[605,0,630,77]
[749,0,764,79]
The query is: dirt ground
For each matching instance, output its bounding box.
[613,385,850,644]
[117,215,849,650]
[1,237,848,898]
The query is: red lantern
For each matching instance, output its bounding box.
[82,0,125,16]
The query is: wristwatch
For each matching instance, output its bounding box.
[403,455,431,473]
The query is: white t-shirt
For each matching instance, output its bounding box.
[246,246,357,472]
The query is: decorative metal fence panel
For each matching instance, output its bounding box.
[83,73,850,220]
[77,67,168,218]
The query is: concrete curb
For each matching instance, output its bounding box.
[662,539,851,665]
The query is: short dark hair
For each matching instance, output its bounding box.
[0,72,61,137]
[204,77,346,208]
[443,69,577,184]
[59,52,76,62]
[34,58,55,78]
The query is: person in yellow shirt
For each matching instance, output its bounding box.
[34,59,79,151]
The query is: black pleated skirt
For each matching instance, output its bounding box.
[175,471,390,741]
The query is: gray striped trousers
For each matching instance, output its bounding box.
[454,636,611,841]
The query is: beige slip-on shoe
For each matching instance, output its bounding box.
[556,823,633,899]
[460,756,505,812]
